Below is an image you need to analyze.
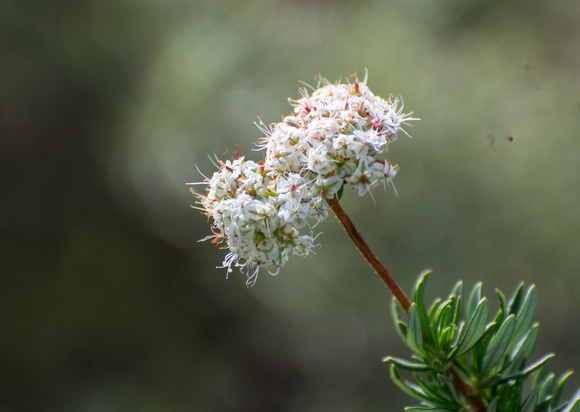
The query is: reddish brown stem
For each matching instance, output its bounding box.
[325,196,411,312]
[450,368,487,411]
[326,196,486,412]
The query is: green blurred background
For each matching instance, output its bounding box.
[2,0,580,410]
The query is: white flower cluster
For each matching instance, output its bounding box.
[259,75,416,197]
[192,73,416,285]
[195,157,325,286]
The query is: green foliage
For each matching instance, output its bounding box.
[384,270,576,411]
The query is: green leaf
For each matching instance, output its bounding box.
[434,300,452,332]
[454,298,489,357]
[396,321,408,341]
[563,387,580,412]
[499,353,555,383]
[392,298,408,342]
[508,324,540,372]
[383,356,433,372]
[491,309,505,331]
[413,269,431,304]
[535,398,553,412]
[486,398,497,412]
[520,388,539,412]
[570,403,580,412]
[389,364,431,402]
[443,288,461,331]
[413,270,435,344]
[550,404,569,412]
[507,282,525,315]
[477,373,502,390]
[482,314,515,374]
[537,373,554,403]
[336,183,345,200]
[452,294,462,328]
[496,378,523,410]
[567,401,580,412]
[495,288,507,317]
[450,322,464,350]
[407,303,425,355]
[552,370,574,408]
[450,280,463,298]
[507,286,537,355]
[428,298,442,322]
[438,326,454,354]
[533,363,550,389]
[413,373,459,409]
[467,282,482,321]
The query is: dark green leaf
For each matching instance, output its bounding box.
[389,364,431,402]
[535,398,553,412]
[392,298,408,339]
[508,324,540,372]
[552,370,574,408]
[413,373,459,409]
[474,323,497,368]
[495,288,507,319]
[533,363,550,389]
[537,373,554,403]
[450,322,464,350]
[452,294,462,328]
[449,281,462,302]
[392,298,408,342]
[507,286,537,355]
[467,282,482,321]
[383,356,432,372]
[413,269,431,304]
[486,398,497,412]
[496,378,523,411]
[520,388,538,412]
[396,321,408,341]
[336,183,345,200]
[454,298,489,357]
[407,304,424,355]
[429,298,442,322]
[433,300,451,332]
[482,314,515,374]
[550,404,570,412]
[413,270,435,344]
[440,300,453,331]
[571,403,580,412]
[442,289,460,331]
[477,373,502,390]
[491,309,505,331]
[507,282,525,315]
[438,325,454,354]
[499,353,555,383]
[563,387,580,412]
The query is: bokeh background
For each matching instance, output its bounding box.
[2,0,580,410]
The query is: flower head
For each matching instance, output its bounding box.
[192,157,321,286]
[259,72,417,198]
[191,71,417,285]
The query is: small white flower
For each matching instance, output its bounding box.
[307,144,334,175]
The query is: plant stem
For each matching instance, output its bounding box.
[326,195,486,412]
[325,196,411,312]
[450,368,486,412]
